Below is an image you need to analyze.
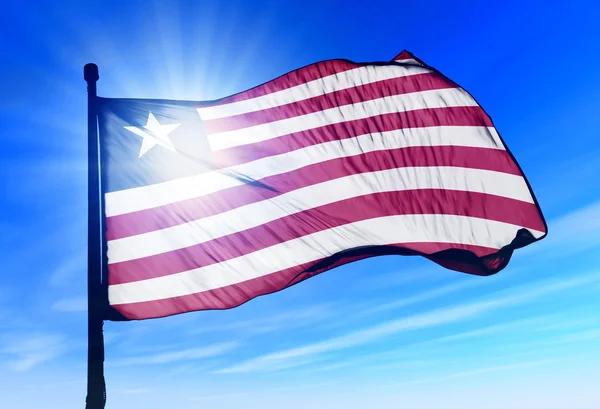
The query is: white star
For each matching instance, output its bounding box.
[124,112,181,158]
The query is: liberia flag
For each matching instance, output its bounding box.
[97,50,547,321]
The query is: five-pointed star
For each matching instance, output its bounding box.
[124,112,181,158]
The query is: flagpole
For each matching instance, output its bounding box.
[84,63,106,409]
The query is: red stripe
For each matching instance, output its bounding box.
[393,50,414,61]
[110,241,507,320]
[213,106,495,168]
[203,73,454,134]
[106,145,519,240]
[197,60,363,108]
[108,189,544,285]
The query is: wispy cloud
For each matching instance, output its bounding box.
[215,272,600,374]
[417,316,552,346]
[103,331,121,345]
[111,341,239,367]
[162,363,209,377]
[494,328,600,353]
[191,304,335,336]
[115,388,152,395]
[191,392,249,402]
[0,333,67,371]
[298,361,356,373]
[521,200,600,258]
[188,381,342,403]
[48,251,87,288]
[30,380,86,390]
[362,279,488,316]
[357,266,445,291]
[360,359,440,372]
[295,316,550,374]
[270,380,342,394]
[533,317,600,332]
[542,328,600,344]
[51,296,87,312]
[379,359,559,388]
[215,303,487,374]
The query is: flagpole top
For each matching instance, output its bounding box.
[84,63,99,83]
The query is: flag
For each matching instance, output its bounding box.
[97,50,547,320]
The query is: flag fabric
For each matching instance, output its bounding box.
[97,50,547,321]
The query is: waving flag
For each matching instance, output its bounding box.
[97,51,547,320]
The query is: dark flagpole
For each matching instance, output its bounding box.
[84,63,106,409]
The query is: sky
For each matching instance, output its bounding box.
[1,0,600,408]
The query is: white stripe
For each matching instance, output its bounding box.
[107,167,533,264]
[108,214,545,305]
[394,58,422,65]
[197,63,431,120]
[105,125,504,217]
[206,87,479,151]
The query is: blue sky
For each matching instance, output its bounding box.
[1,1,600,408]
